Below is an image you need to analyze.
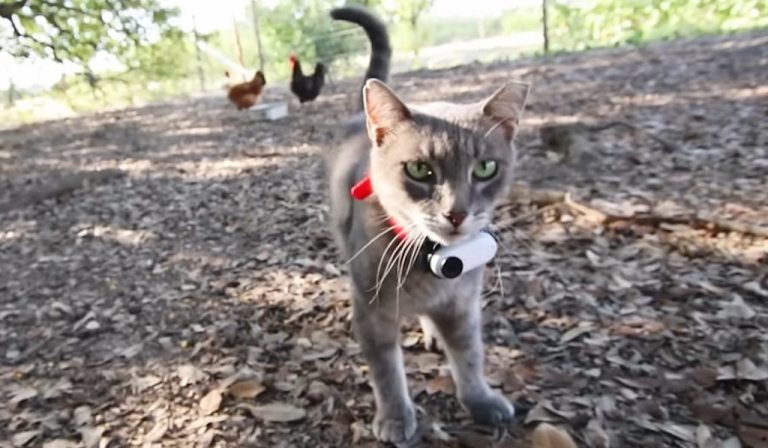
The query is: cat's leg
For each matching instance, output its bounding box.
[426,298,514,426]
[353,298,417,442]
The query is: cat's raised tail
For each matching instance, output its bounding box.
[330,6,391,106]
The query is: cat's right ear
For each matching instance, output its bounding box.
[363,79,411,147]
[481,81,530,141]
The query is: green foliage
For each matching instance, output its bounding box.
[550,0,768,51]
[121,30,197,80]
[387,0,435,54]
[500,7,542,35]
[209,0,374,82]
[417,7,541,48]
[0,0,180,67]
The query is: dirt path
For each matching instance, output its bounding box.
[1,32,767,448]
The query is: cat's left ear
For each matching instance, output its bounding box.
[363,79,412,147]
[481,81,530,141]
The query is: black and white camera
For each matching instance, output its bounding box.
[426,231,498,279]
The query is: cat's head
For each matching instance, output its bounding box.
[363,79,529,245]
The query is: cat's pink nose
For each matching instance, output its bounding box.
[444,211,467,228]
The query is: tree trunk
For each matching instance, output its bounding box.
[192,14,207,92]
[542,0,550,53]
[250,0,265,72]
[7,79,16,107]
[232,17,246,81]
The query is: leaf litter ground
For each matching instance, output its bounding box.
[1,32,767,448]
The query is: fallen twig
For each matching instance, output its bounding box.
[506,185,768,238]
[507,183,566,206]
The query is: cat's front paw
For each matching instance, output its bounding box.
[373,405,418,443]
[461,390,515,426]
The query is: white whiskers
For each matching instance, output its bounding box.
[369,223,417,303]
[346,222,396,264]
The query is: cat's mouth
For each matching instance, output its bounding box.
[389,208,481,246]
[423,217,487,246]
[425,225,472,245]
[439,231,468,245]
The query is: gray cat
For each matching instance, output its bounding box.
[328,7,529,443]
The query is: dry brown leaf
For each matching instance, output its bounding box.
[501,369,526,393]
[218,367,260,390]
[689,401,743,429]
[199,389,223,416]
[77,426,103,448]
[119,342,144,359]
[430,422,452,442]
[696,424,720,448]
[530,423,577,448]
[658,423,696,443]
[525,402,561,425]
[41,378,72,399]
[177,364,208,387]
[306,380,331,402]
[12,430,41,447]
[610,319,666,337]
[236,402,306,422]
[718,359,768,382]
[425,375,455,395]
[302,348,337,361]
[514,359,539,383]
[42,440,78,448]
[132,375,162,393]
[184,415,229,432]
[560,322,594,343]
[412,352,442,374]
[735,359,768,381]
[585,418,611,448]
[739,425,768,448]
[743,281,768,298]
[614,377,655,389]
[401,333,420,348]
[9,386,38,405]
[73,405,93,426]
[717,295,756,320]
[351,421,371,444]
[689,367,718,388]
[144,419,169,443]
[197,429,216,448]
[630,416,660,433]
[227,380,266,399]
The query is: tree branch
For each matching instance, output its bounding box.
[6,13,63,62]
[39,0,101,19]
[1,0,178,66]
[0,0,28,20]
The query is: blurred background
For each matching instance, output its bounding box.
[1,0,766,126]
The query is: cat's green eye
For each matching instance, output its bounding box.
[472,160,498,180]
[404,161,434,181]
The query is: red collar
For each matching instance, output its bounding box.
[351,175,408,240]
